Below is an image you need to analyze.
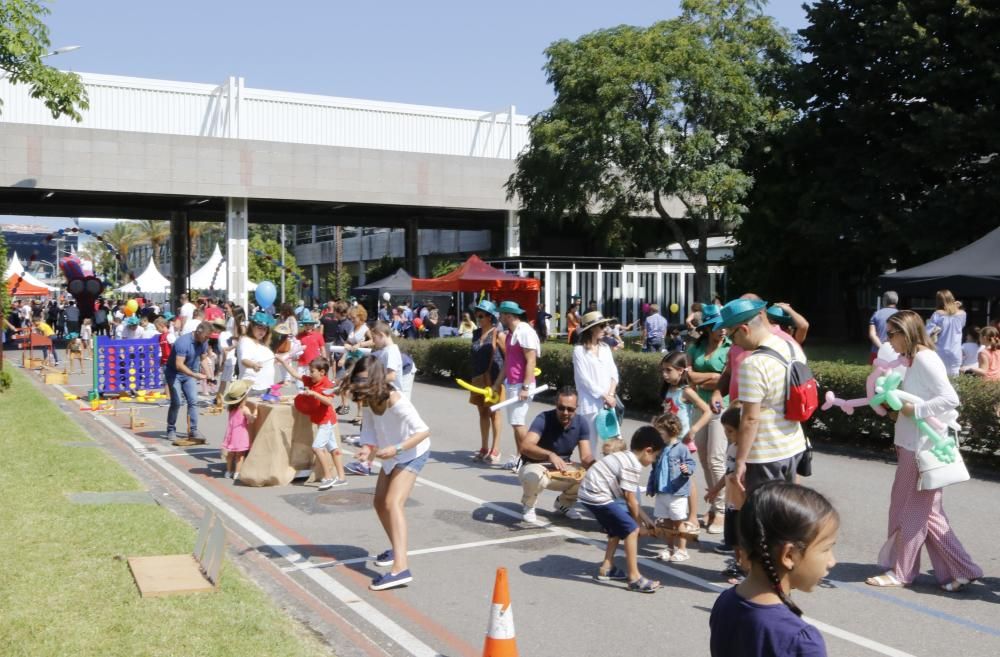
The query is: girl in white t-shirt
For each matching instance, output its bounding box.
[345,356,430,592]
[239,314,276,395]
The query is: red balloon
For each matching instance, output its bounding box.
[413,317,423,329]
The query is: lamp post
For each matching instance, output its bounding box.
[280,224,285,304]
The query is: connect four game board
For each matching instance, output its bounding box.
[95,336,162,394]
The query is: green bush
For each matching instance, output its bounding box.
[401,338,1000,453]
[0,369,11,393]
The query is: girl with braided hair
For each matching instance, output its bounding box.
[709,482,838,657]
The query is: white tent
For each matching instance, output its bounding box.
[187,244,256,291]
[4,252,58,291]
[118,258,171,294]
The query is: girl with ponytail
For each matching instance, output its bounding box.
[710,482,839,657]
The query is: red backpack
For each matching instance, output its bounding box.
[754,342,819,422]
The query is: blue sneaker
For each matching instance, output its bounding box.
[261,392,281,403]
[369,569,412,591]
[345,461,372,476]
[373,549,394,567]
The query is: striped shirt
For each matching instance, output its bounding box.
[738,334,806,464]
[578,450,642,506]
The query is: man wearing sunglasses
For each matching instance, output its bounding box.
[517,386,595,522]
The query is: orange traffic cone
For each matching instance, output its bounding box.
[483,567,518,657]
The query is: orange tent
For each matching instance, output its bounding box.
[6,273,51,297]
[411,255,540,322]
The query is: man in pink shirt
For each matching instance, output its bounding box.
[492,301,540,464]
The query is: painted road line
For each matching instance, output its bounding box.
[282,532,555,573]
[58,386,446,657]
[412,476,920,657]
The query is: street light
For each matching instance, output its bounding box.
[46,45,81,57]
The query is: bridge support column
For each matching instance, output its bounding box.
[226,198,249,312]
[311,264,319,303]
[169,211,190,308]
[404,218,419,277]
[505,209,520,257]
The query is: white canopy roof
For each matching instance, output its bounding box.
[4,252,58,291]
[187,244,256,291]
[118,258,171,294]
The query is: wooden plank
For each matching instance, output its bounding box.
[127,555,215,598]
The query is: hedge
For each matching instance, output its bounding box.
[400,338,1000,453]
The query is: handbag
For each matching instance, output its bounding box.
[596,407,621,441]
[797,437,813,477]
[915,425,969,491]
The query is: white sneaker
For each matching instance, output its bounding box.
[554,501,584,520]
[522,506,537,522]
[565,507,584,520]
[656,547,674,561]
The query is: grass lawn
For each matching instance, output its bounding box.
[0,367,331,657]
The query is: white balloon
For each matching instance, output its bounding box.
[382,292,391,301]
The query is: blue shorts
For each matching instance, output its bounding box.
[583,501,638,539]
[388,450,429,475]
[312,423,340,451]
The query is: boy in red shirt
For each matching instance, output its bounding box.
[281,356,347,490]
[295,317,326,390]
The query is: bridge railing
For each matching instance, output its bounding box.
[0,73,530,159]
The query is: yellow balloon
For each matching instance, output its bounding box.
[125,299,139,314]
[669,303,680,314]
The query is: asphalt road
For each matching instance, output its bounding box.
[36,366,1000,657]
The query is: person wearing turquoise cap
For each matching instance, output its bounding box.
[718,297,808,495]
[491,300,541,466]
[468,299,506,464]
[766,303,810,345]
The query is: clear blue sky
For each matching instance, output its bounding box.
[45,0,809,115]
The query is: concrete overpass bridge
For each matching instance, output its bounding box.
[0,72,529,308]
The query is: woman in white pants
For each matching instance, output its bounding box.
[572,311,619,456]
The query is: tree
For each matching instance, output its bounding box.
[732,0,1000,335]
[248,233,304,302]
[79,240,115,281]
[366,255,403,284]
[324,268,352,301]
[431,259,460,278]
[507,0,793,299]
[99,222,139,284]
[0,0,88,120]
[134,220,169,266]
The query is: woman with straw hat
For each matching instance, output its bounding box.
[468,299,506,464]
[572,311,619,455]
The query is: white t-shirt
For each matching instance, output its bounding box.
[578,450,642,506]
[219,330,237,364]
[114,323,125,339]
[961,342,983,369]
[179,302,196,320]
[141,325,158,339]
[238,336,275,391]
[182,317,201,335]
[360,395,430,472]
[378,344,403,390]
[572,343,619,415]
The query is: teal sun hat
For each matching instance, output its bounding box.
[474,299,499,319]
[497,300,526,316]
[697,304,723,330]
[766,305,794,326]
[718,298,768,329]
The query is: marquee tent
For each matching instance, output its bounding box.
[4,252,57,292]
[187,244,257,291]
[880,226,1000,297]
[6,273,52,296]
[411,255,540,322]
[118,258,171,294]
[355,268,414,300]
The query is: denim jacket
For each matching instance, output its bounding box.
[646,441,696,497]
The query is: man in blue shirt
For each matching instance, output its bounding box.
[166,321,212,445]
[642,304,669,352]
[517,387,595,522]
[867,291,899,363]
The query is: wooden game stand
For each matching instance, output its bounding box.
[128,506,224,598]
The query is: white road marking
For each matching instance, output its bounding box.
[61,382,918,657]
[282,532,555,572]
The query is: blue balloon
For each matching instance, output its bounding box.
[255,280,277,309]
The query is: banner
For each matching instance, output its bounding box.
[95,336,162,394]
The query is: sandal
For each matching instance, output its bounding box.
[669,549,690,563]
[865,572,904,588]
[471,448,488,461]
[941,578,975,592]
[595,566,628,581]
[627,576,661,593]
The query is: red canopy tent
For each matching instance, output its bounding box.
[6,273,51,297]
[411,255,540,323]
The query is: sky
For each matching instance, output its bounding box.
[43,0,809,116]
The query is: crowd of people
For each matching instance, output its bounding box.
[7,284,996,656]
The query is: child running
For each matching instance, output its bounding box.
[80,319,92,360]
[647,413,697,562]
[371,321,415,398]
[66,333,84,374]
[221,379,256,481]
[710,482,839,657]
[704,406,746,582]
[281,356,348,490]
[344,356,431,591]
[659,351,712,529]
[578,425,665,593]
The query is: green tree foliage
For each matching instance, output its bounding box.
[248,234,304,300]
[366,255,403,283]
[324,268,352,301]
[0,233,9,323]
[0,0,88,120]
[134,220,169,266]
[431,259,460,278]
[733,1,1000,334]
[99,223,139,284]
[507,0,793,298]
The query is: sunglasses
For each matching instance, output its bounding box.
[556,404,577,412]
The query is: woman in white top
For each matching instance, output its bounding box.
[925,290,966,376]
[866,310,982,592]
[572,311,619,456]
[238,312,276,395]
[346,356,431,592]
[345,305,374,423]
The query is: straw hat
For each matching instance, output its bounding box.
[222,379,252,407]
[578,311,614,334]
